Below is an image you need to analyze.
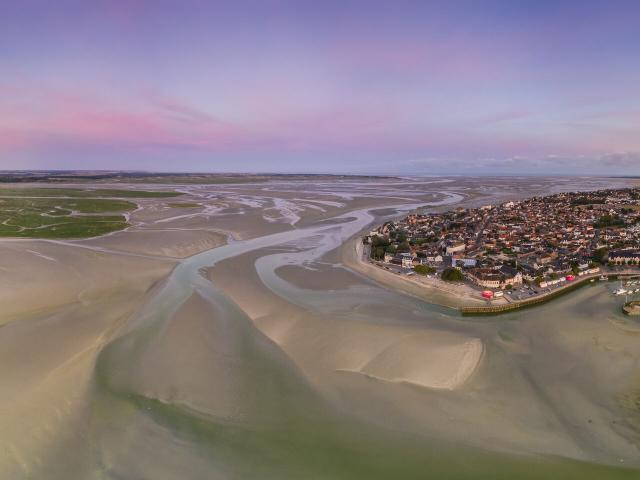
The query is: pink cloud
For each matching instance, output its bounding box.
[0,130,31,151]
[1,79,636,163]
[0,84,263,153]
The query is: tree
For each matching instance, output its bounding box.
[396,241,410,253]
[505,284,513,290]
[371,246,385,260]
[414,265,436,275]
[550,272,558,280]
[592,248,608,264]
[595,215,624,229]
[535,275,544,286]
[441,267,464,282]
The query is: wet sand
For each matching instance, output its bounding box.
[207,247,485,394]
[274,264,361,290]
[0,176,638,479]
[0,242,174,478]
[83,228,227,258]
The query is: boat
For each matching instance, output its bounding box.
[614,288,628,296]
[599,275,608,281]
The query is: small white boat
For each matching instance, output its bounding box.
[599,275,608,281]
[614,287,628,296]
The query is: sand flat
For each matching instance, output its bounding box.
[82,228,226,258]
[0,241,174,324]
[0,240,174,478]
[1,177,639,478]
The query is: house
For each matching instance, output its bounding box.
[520,263,544,281]
[536,253,555,265]
[609,250,640,264]
[467,265,523,289]
[444,241,465,254]
[456,258,477,268]
[386,252,414,268]
[400,253,413,268]
[426,254,443,263]
[499,265,523,285]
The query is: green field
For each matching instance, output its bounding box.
[0,187,182,198]
[167,202,201,208]
[0,191,146,238]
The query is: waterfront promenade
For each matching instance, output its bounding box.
[461,270,640,316]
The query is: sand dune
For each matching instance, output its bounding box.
[343,336,483,390]
[275,315,483,391]
[116,291,262,418]
[207,249,484,393]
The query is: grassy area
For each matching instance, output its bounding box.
[0,197,136,239]
[0,187,182,198]
[167,202,201,208]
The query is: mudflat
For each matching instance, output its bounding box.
[1,176,639,479]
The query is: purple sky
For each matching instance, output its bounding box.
[1,0,639,175]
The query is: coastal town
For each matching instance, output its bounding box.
[364,187,640,304]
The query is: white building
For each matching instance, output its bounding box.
[445,242,465,255]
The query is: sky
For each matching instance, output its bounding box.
[1,0,639,175]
